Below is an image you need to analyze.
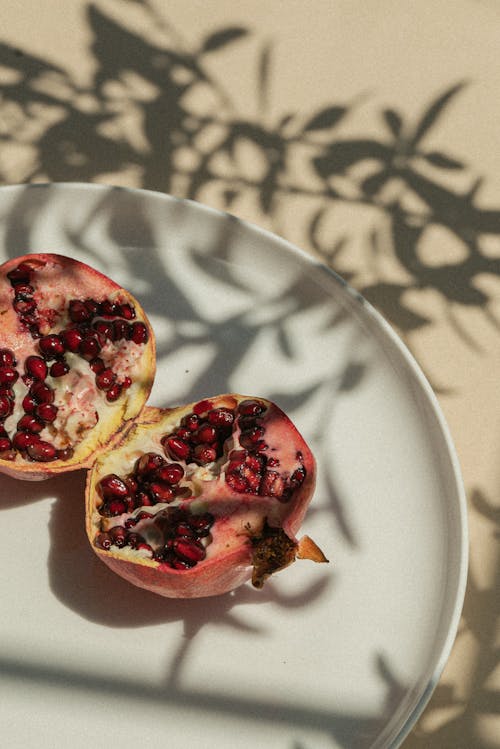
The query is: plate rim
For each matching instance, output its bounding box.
[0,181,469,748]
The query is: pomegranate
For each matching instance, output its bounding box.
[86,395,328,598]
[0,253,155,480]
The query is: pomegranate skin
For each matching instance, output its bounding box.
[86,396,322,599]
[0,253,156,480]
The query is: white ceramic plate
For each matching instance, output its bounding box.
[0,183,467,749]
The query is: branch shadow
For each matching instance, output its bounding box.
[0,646,401,749]
[0,1,498,335]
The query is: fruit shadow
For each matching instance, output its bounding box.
[0,470,71,510]
[47,471,333,631]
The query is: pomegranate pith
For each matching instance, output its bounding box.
[0,253,156,480]
[86,395,327,599]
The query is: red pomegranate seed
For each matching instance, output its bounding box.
[193,444,217,465]
[7,263,32,284]
[136,511,153,521]
[105,498,128,516]
[193,399,213,416]
[174,522,195,538]
[136,542,153,558]
[79,336,100,360]
[12,431,37,450]
[239,426,265,448]
[238,400,265,417]
[124,475,138,494]
[173,538,206,563]
[163,436,190,461]
[259,470,285,498]
[195,424,217,444]
[188,512,214,536]
[126,532,144,549]
[26,439,58,462]
[245,454,263,471]
[100,300,119,318]
[98,474,130,499]
[13,298,36,314]
[22,393,37,413]
[109,526,127,548]
[0,395,12,418]
[30,381,54,404]
[68,299,92,323]
[39,334,65,359]
[95,532,112,550]
[84,298,100,316]
[0,436,12,451]
[50,360,70,377]
[57,447,74,461]
[181,413,199,431]
[225,473,247,493]
[121,376,132,389]
[135,452,166,477]
[119,303,135,320]
[229,449,247,461]
[226,459,244,475]
[252,439,268,452]
[105,383,122,402]
[13,283,34,298]
[243,468,261,492]
[17,414,44,433]
[112,319,130,341]
[156,462,184,485]
[0,366,19,386]
[36,403,58,423]
[290,466,306,487]
[149,481,175,503]
[0,348,16,367]
[92,320,113,339]
[135,490,154,507]
[129,322,148,344]
[207,408,234,427]
[61,327,83,352]
[27,323,41,338]
[25,355,48,380]
[95,368,116,390]
[89,357,105,374]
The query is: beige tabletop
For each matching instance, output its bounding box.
[1,2,499,747]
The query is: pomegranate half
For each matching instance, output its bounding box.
[86,395,327,598]
[0,253,155,480]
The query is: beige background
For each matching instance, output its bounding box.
[1,1,499,746]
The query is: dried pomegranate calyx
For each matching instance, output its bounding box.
[250,520,300,589]
[86,395,327,599]
[297,535,329,563]
[0,253,155,479]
